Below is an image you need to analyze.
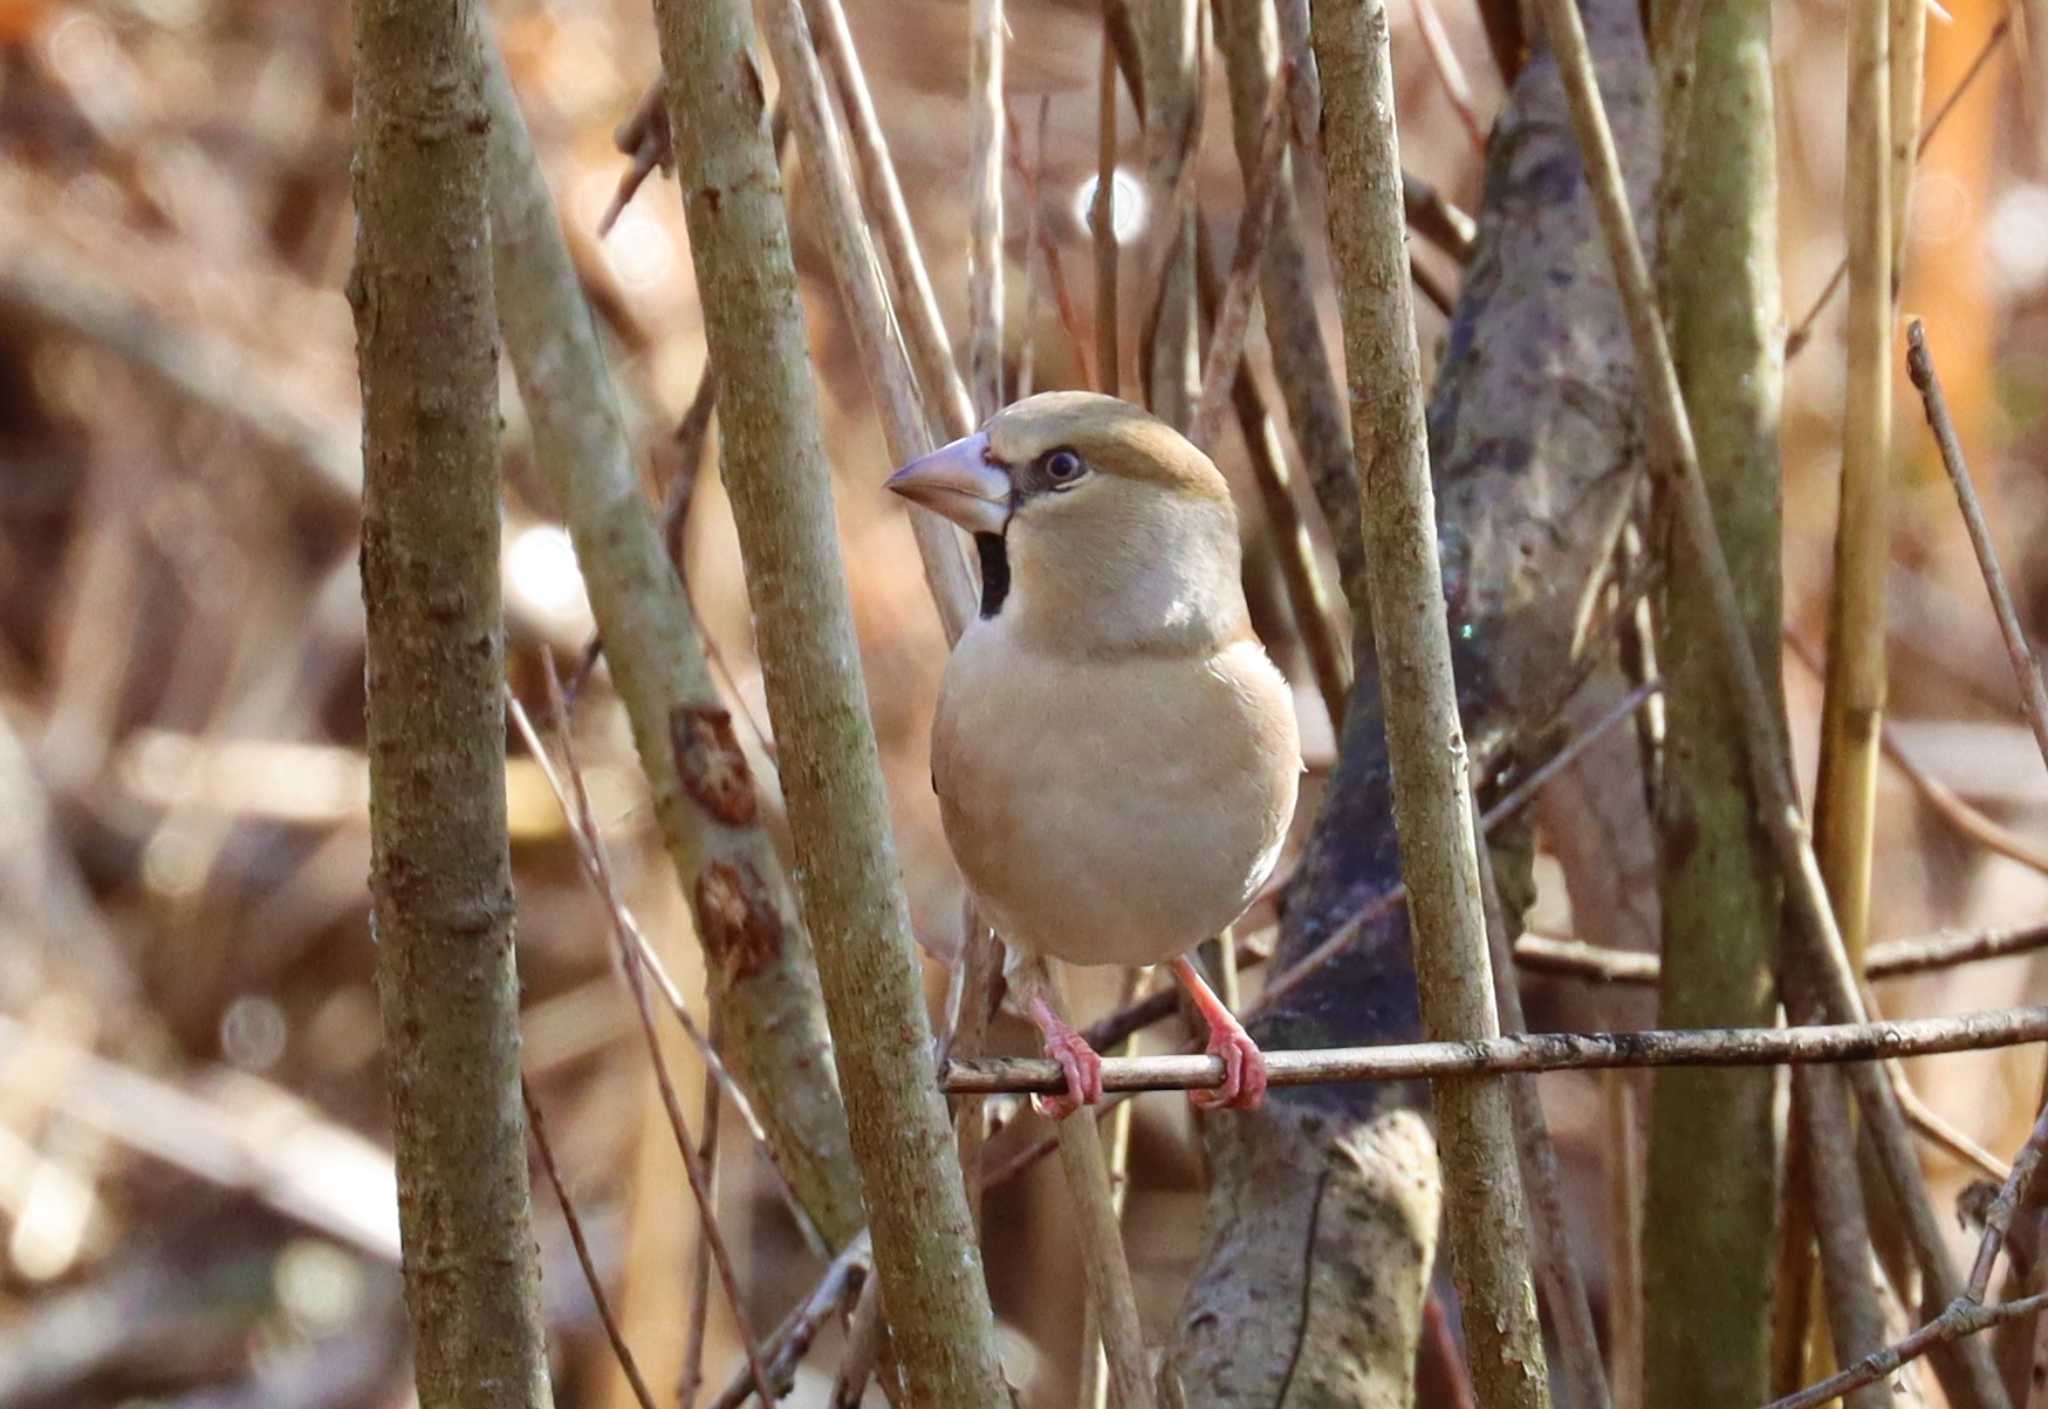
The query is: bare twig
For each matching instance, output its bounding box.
[763,0,977,641]
[1796,1062,1893,1409]
[967,0,1006,417]
[1412,0,1487,150]
[1190,64,1292,451]
[481,42,862,1245]
[1272,0,1323,151]
[1764,1102,2048,1409]
[1006,100,1093,388]
[677,1015,724,1409]
[1078,966,1147,1409]
[535,664,778,1407]
[504,695,819,1250]
[1095,24,1121,395]
[524,1080,660,1409]
[828,1279,889,1408]
[1017,97,1048,399]
[1018,959,1158,1409]
[1765,1293,2048,1409]
[1512,920,2048,987]
[1211,0,1367,602]
[1892,1058,2011,1183]
[1196,224,1352,729]
[1488,677,1664,830]
[704,1232,874,1409]
[1909,321,2048,775]
[1970,1103,2048,1301]
[663,364,720,569]
[803,0,974,434]
[1476,825,1612,1409]
[602,83,672,236]
[1403,170,1479,263]
[1254,672,1660,1021]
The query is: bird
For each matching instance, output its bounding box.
[886,390,1302,1117]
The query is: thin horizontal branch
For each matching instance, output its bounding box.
[944,1004,2048,1095]
[1513,920,2048,986]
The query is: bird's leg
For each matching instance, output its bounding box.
[1171,954,1268,1111]
[1015,959,1102,1120]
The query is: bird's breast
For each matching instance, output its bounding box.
[930,629,1300,969]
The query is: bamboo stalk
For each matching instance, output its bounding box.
[1785,16,2011,356]
[649,0,1010,1397]
[1890,0,1928,301]
[1312,2,1551,1400]
[1413,0,1487,150]
[1812,0,1894,973]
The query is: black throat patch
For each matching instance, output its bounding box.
[976,532,1010,619]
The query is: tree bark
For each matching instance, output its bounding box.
[1168,0,1659,1399]
[1315,0,1549,1403]
[348,0,553,1404]
[648,1,1010,1402]
[1640,0,1785,1403]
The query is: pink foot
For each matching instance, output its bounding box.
[1189,1021,1268,1111]
[1172,955,1268,1112]
[1028,996,1103,1120]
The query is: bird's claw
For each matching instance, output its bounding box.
[1189,1024,1267,1111]
[1034,1027,1104,1121]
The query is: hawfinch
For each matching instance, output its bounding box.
[888,392,1302,1116]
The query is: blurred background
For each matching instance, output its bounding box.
[0,0,2045,1404]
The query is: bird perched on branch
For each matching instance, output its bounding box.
[888,391,1302,1117]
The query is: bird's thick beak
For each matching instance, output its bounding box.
[886,432,1011,536]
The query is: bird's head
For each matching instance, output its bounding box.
[886,391,1246,654]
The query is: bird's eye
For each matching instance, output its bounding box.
[1042,449,1085,486]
